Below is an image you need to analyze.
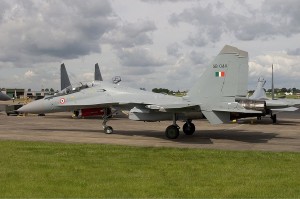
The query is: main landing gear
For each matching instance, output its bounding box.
[165,114,196,139]
[271,113,277,124]
[183,120,195,135]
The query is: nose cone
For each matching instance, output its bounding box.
[0,92,11,101]
[18,99,49,114]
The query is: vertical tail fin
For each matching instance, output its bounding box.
[249,77,267,100]
[188,45,249,124]
[60,63,71,91]
[95,63,103,81]
[189,45,249,104]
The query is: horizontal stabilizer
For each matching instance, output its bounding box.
[202,111,230,124]
[203,101,262,114]
[212,108,262,114]
[271,107,298,112]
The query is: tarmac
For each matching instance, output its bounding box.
[0,101,299,152]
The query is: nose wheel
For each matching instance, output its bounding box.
[104,126,113,134]
[102,118,114,134]
[102,108,118,134]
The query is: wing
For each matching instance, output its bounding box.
[145,103,200,112]
[202,102,262,124]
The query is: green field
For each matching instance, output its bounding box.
[0,141,299,198]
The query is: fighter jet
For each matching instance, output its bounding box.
[19,45,266,139]
[0,91,11,101]
[249,77,299,123]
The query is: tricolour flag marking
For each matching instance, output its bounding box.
[215,71,225,77]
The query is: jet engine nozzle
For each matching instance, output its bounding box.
[236,99,266,113]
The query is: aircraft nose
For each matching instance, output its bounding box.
[18,99,47,114]
[0,92,11,101]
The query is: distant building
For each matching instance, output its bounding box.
[285,92,293,96]
[2,88,49,99]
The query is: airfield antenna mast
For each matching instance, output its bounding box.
[271,64,274,100]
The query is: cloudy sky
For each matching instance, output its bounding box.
[0,0,300,92]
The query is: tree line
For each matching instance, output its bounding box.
[153,87,300,95]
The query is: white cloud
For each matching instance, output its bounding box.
[24,70,36,78]
[249,52,300,89]
[82,73,94,82]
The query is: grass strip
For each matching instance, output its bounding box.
[0,140,299,198]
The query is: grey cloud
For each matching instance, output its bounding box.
[166,42,182,57]
[0,0,115,67]
[141,0,196,3]
[185,33,208,47]
[189,50,207,65]
[169,4,223,45]
[169,4,220,26]
[118,47,166,67]
[169,0,300,45]
[102,20,156,48]
[263,0,300,34]
[287,48,300,56]
[0,1,9,22]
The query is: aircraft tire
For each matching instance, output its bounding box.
[272,114,277,124]
[183,122,195,135]
[104,126,113,134]
[165,125,179,139]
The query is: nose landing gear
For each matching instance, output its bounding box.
[102,108,119,134]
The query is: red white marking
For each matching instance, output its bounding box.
[60,98,65,104]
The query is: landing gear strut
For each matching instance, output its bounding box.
[165,114,180,139]
[102,108,117,134]
[271,113,277,124]
[103,116,113,134]
[183,120,195,135]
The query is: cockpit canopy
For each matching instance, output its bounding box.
[46,81,101,99]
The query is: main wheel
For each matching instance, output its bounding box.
[165,125,179,139]
[271,114,277,124]
[104,126,113,134]
[183,122,195,135]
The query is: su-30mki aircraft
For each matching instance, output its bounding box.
[19,45,269,139]
[248,77,299,123]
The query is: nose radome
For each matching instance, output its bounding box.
[17,99,47,114]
